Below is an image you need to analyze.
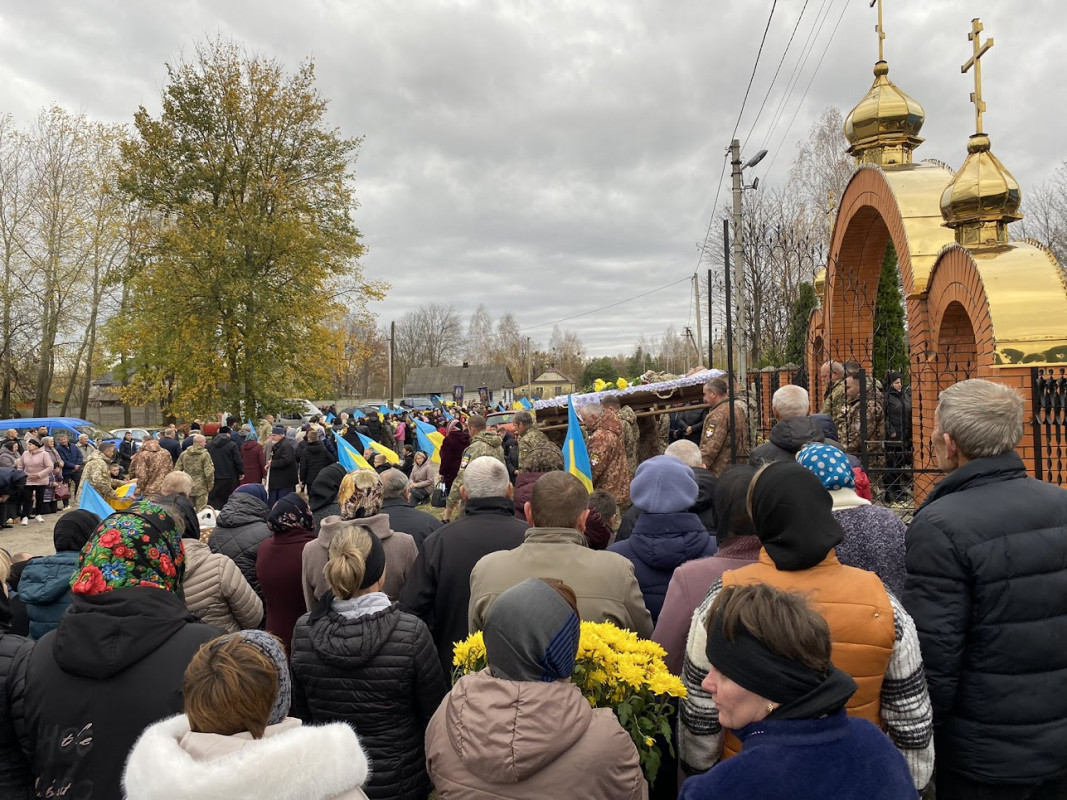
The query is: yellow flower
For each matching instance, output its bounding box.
[593,378,607,392]
[644,736,655,748]
[616,378,629,390]
[452,631,485,669]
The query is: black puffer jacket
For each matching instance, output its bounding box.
[0,632,33,800]
[904,452,1067,784]
[297,440,335,488]
[207,433,243,480]
[749,415,827,466]
[7,588,219,799]
[290,599,448,800]
[209,492,272,596]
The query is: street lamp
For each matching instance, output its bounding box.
[730,139,765,390]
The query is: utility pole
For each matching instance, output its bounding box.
[526,336,532,399]
[693,274,704,366]
[730,138,746,387]
[388,320,395,406]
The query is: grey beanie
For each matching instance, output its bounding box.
[230,629,292,725]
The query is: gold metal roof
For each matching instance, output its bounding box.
[843,61,925,167]
[939,133,1022,248]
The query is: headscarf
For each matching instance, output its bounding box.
[713,465,758,545]
[52,509,101,553]
[705,603,857,721]
[267,494,313,534]
[445,419,460,436]
[230,630,291,725]
[749,461,844,571]
[70,500,185,596]
[233,483,268,504]
[338,469,383,520]
[309,463,347,513]
[484,578,580,683]
[795,443,855,491]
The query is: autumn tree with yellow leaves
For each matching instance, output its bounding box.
[114,39,384,419]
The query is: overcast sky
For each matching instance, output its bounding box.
[0,0,1061,358]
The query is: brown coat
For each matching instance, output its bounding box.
[301,512,417,609]
[181,538,264,632]
[699,398,749,477]
[426,670,648,800]
[468,527,653,637]
[588,411,630,505]
[129,439,174,497]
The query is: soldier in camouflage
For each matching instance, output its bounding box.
[444,415,506,521]
[175,434,216,510]
[76,441,126,508]
[602,396,638,475]
[581,403,630,506]
[699,377,749,476]
[514,410,563,473]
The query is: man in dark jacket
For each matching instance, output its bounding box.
[399,457,526,679]
[207,428,244,509]
[749,384,838,467]
[0,624,32,799]
[265,426,298,505]
[53,434,83,507]
[904,378,1067,799]
[158,427,181,464]
[209,485,272,599]
[379,468,442,551]
[296,429,335,491]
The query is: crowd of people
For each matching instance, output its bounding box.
[0,373,1063,799]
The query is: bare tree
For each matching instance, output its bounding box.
[393,303,463,387]
[1017,161,1067,266]
[547,325,585,381]
[465,303,494,363]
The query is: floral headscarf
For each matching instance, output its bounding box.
[267,493,313,534]
[338,469,383,521]
[70,500,185,596]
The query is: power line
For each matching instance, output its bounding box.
[732,0,780,141]
[742,0,811,152]
[519,276,692,332]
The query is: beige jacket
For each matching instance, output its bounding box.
[426,670,648,800]
[468,527,653,637]
[182,538,263,633]
[123,715,370,800]
[301,512,417,609]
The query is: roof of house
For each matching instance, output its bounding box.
[403,364,515,395]
[532,370,572,383]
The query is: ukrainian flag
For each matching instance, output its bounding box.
[356,432,401,465]
[413,419,444,464]
[520,396,533,410]
[336,436,373,471]
[563,397,593,493]
[109,481,138,511]
[79,481,115,520]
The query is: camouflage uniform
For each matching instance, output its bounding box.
[176,444,216,511]
[841,394,885,466]
[446,431,506,510]
[821,379,847,430]
[636,413,669,464]
[76,449,123,507]
[588,411,630,506]
[617,406,639,475]
[699,399,749,477]
[517,425,562,472]
[128,439,174,497]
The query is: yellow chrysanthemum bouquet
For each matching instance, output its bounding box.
[452,621,686,785]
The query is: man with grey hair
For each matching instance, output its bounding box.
[749,384,836,467]
[699,377,748,476]
[159,426,181,464]
[379,467,441,551]
[400,456,527,679]
[904,378,1067,798]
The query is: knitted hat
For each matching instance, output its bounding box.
[271,425,285,435]
[795,443,855,490]
[53,509,101,553]
[231,630,291,724]
[629,455,699,513]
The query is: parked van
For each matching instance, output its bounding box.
[0,417,120,447]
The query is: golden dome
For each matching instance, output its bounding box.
[940,133,1022,248]
[843,61,925,167]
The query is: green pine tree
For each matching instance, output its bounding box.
[784,282,817,367]
[872,242,909,383]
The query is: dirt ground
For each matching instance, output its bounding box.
[2,509,61,558]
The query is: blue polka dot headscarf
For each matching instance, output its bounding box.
[795,443,855,490]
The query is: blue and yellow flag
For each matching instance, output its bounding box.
[110,481,138,511]
[511,400,524,411]
[247,419,257,440]
[520,396,533,410]
[413,419,444,464]
[563,397,593,493]
[78,480,116,521]
[336,435,373,471]
[356,432,401,465]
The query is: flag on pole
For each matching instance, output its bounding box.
[563,397,593,493]
[336,436,373,471]
[351,409,366,419]
[511,400,524,411]
[78,480,115,521]
[413,419,444,464]
[247,419,257,441]
[325,412,336,424]
[520,396,533,410]
[356,432,401,465]
[441,407,453,421]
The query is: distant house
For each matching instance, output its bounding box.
[403,363,515,405]
[526,369,575,399]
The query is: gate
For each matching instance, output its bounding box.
[1032,367,1067,485]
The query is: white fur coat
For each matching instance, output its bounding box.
[123,715,370,800]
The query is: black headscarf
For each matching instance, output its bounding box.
[268,494,313,534]
[309,462,347,513]
[52,510,101,552]
[749,461,843,571]
[713,465,758,546]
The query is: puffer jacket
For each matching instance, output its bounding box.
[302,514,417,608]
[17,448,54,486]
[209,492,272,596]
[208,433,243,481]
[607,511,716,623]
[290,600,448,800]
[182,538,263,633]
[426,670,648,800]
[748,416,828,467]
[298,440,335,489]
[16,552,79,639]
[0,631,33,799]
[616,466,718,542]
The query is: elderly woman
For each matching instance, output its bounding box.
[124,632,370,800]
[16,439,53,525]
[7,500,219,799]
[256,495,316,654]
[426,578,648,799]
[407,451,437,506]
[39,437,63,514]
[291,525,446,800]
[678,583,916,799]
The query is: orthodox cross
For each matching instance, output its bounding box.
[869,0,885,61]
[961,18,994,134]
